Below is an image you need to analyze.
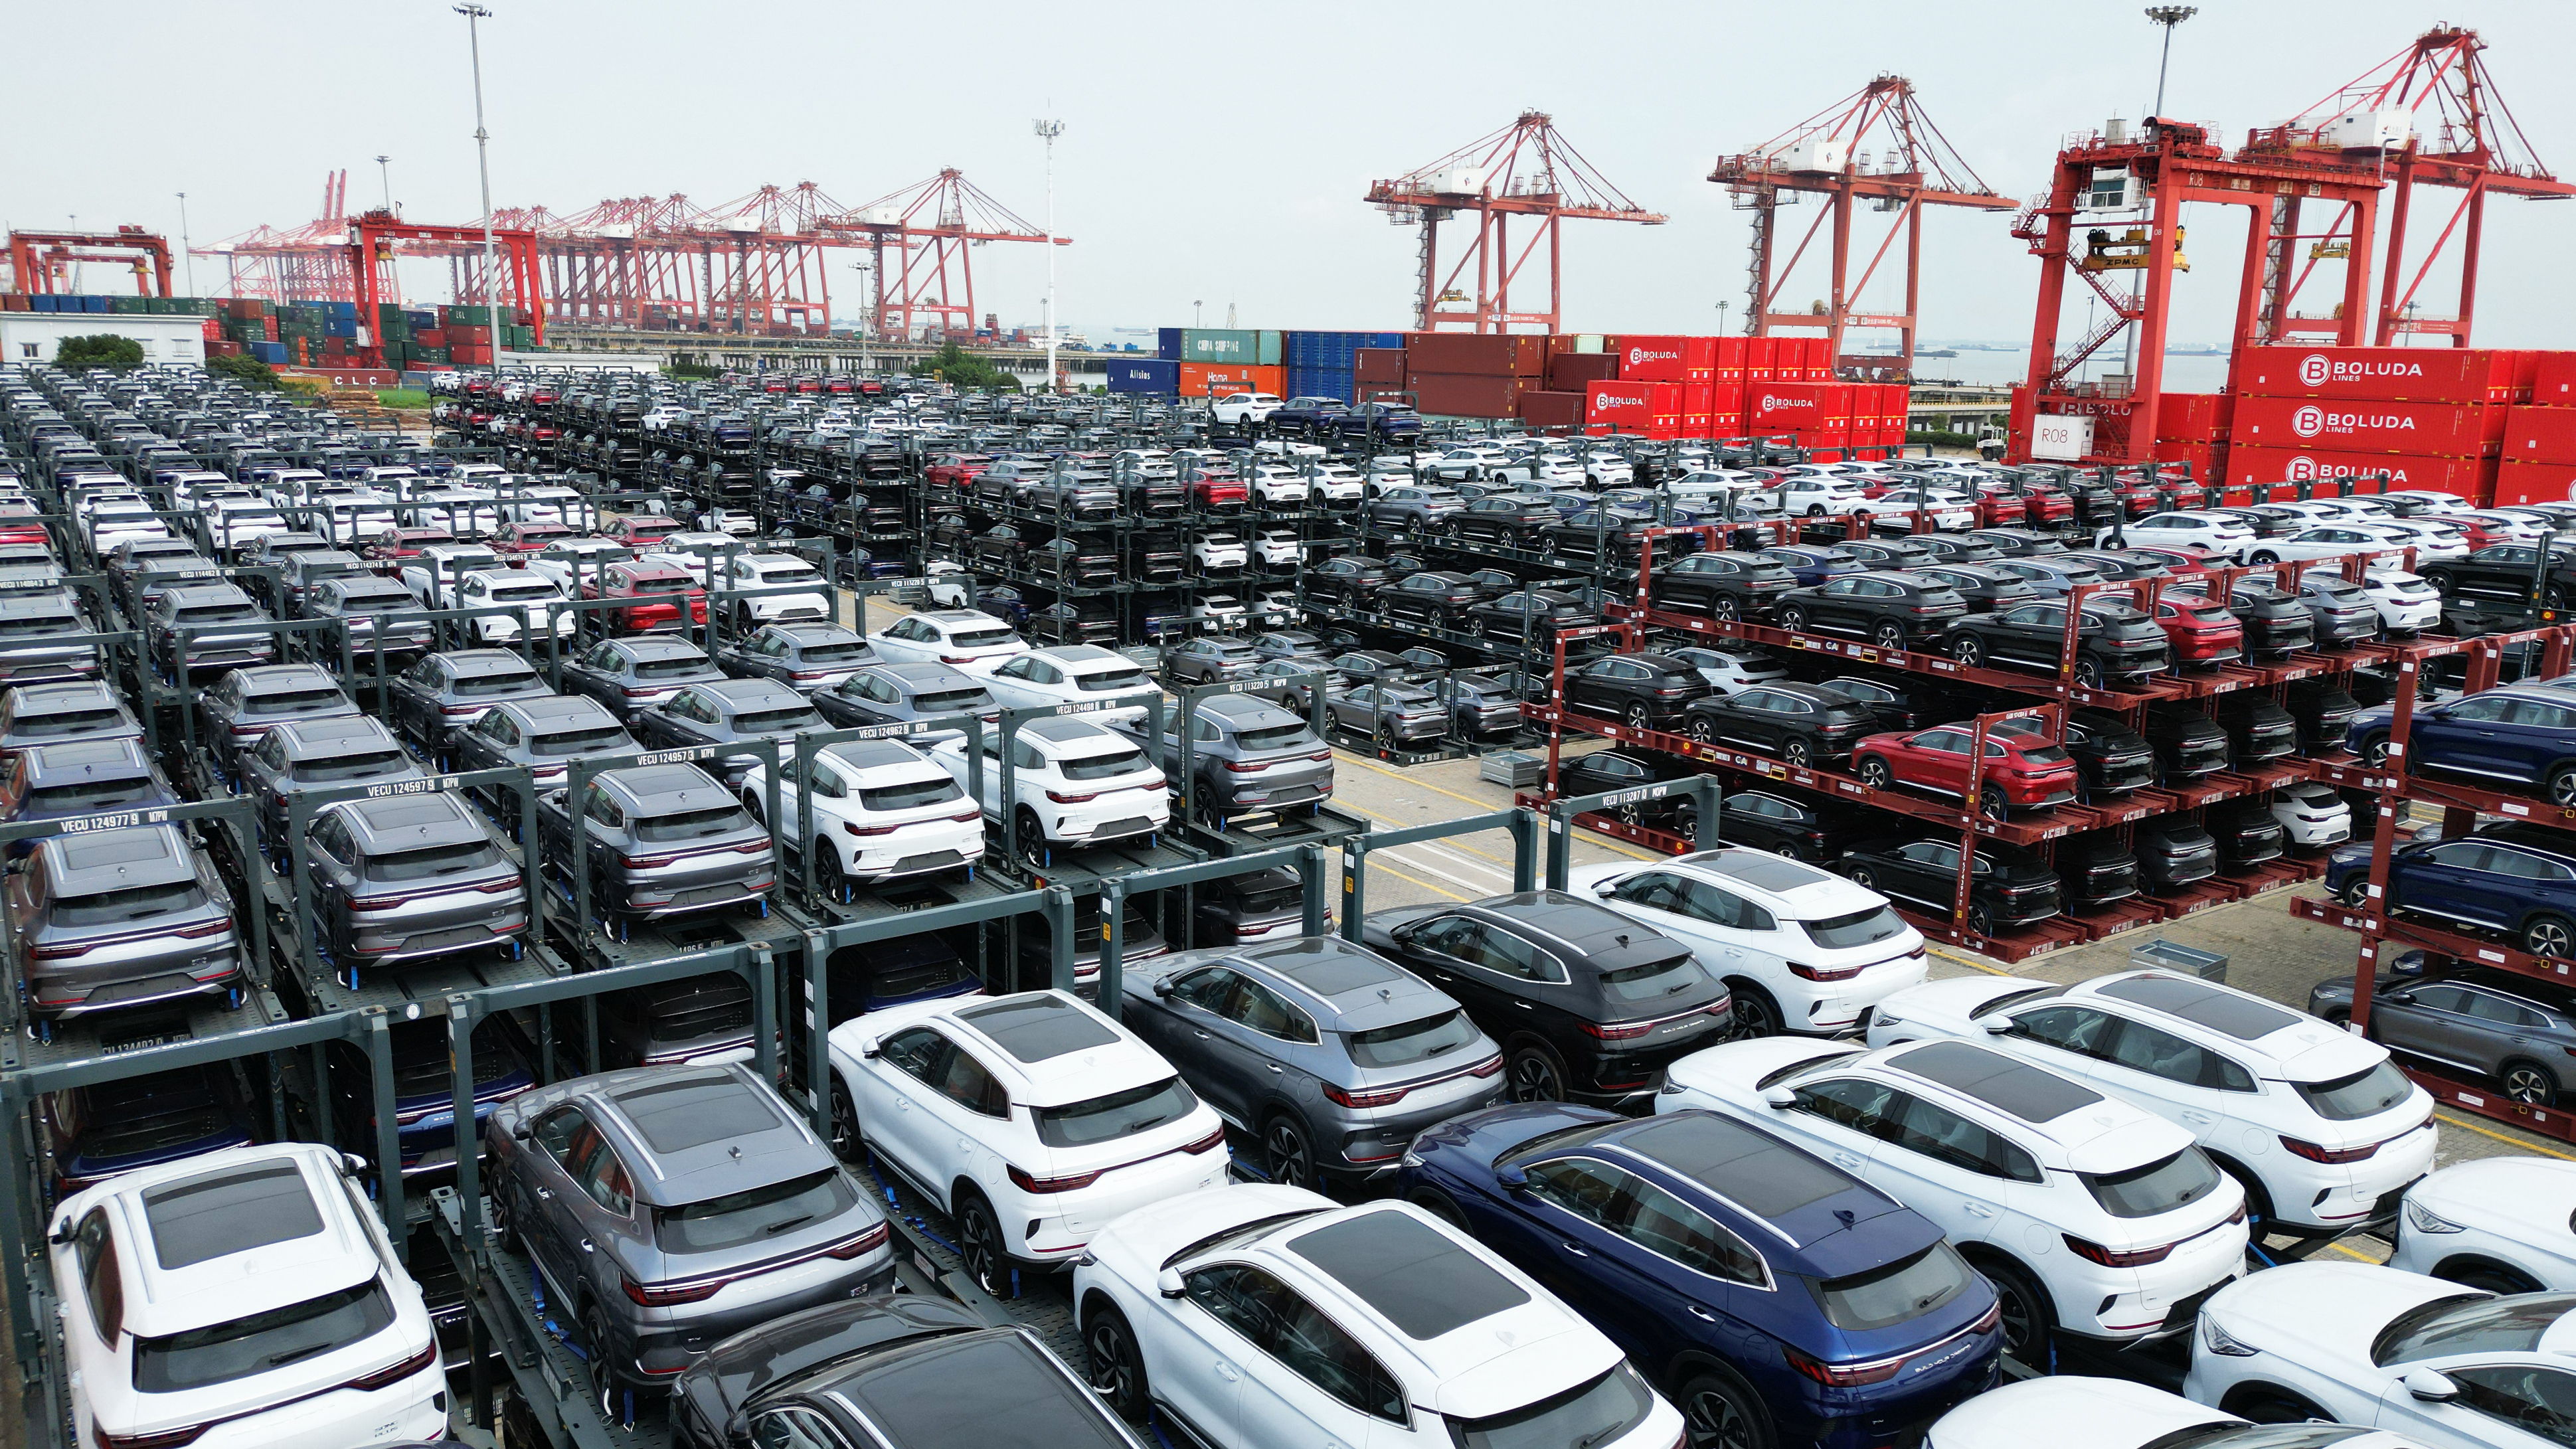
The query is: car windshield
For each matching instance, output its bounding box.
[530,726,629,757]
[1596,952,1706,1003]
[1076,669,1150,693]
[452,671,540,699]
[2375,1293,2576,1365]
[1031,1076,1198,1149]
[1815,1240,1974,1331]
[2295,1060,2415,1121]
[634,805,754,843]
[1344,1009,1482,1070]
[369,840,502,881]
[1448,1363,1656,1449]
[50,879,205,926]
[27,778,157,811]
[1802,906,1909,950]
[13,708,124,738]
[294,750,408,783]
[2082,1147,2223,1218]
[859,776,963,811]
[733,706,823,732]
[947,626,1018,647]
[0,612,79,638]
[1060,748,1149,782]
[248,687,345,715]
[1237,722,1320,751]
[652,1167,861,1254]
[131,1277,394,1393]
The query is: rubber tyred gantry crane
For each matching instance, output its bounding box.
[1712,77,2013,377]
[1367,112,1665,333]
[5,226,174,296]
[819,169,1069,341]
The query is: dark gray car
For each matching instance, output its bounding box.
[5,823,242,1023]
[1325,683,1448,745]
[388,649,556,756]
[1120,935,1505,1189]
[146,583,278,680]
[274,548,371,617]
[2310,964,2576,1106]
[0,595,100,688]
[197,664,361,776]
[304,792,529,966]
[0,681,142,760]
[632,678,825,787]
[535,764,776,922]
[559,635,727,722]
[1111,694,1331,817]
[451,694,638,798]
[481,1064,894,1398]
[1161,635,1259,685]
[240,715,427,844]
[811,662,997,742]
[715,622,879,694]
[305,574,435,660]
[1363,483,1466,533]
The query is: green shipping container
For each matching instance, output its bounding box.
[447,305,492,326]
[1177,328,1281,365]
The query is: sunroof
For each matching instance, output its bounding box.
[956,994,1117,1062]
[1025,717,1106,744]
[1618,1114,1853,1219]
[60,830,173,869]
[1689,851,1832,893]
[1892,1040,2101,1122]
[1288,1210,1529,1340]
[2097,973,2301,1041]
[142,1159,324,1270]
[614,1074,780,1154]
[1254,938,1403,997]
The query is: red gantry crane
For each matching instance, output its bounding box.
[5,226,174,296]
[818,169,1069,342]
[1367,112,1665,333]
[1711,77,2015,377]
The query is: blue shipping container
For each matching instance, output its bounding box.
[84,295,110,313]
[249,341,288,365]
[1108,358,1181,394]
[1285,366,1355,402]
[326,319,359,339]
[27,296,56,313]
[1156,327,1184,361]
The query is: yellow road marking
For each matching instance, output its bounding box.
[2328,1240,2386,1264]
[1929,946,2015,977]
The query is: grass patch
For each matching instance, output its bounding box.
[377,388,432,408]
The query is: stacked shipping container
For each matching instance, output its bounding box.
[2224,345,2526,501]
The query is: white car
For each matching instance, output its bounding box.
[2185,1261,2576,1438]
[2379,489,2476,515]
[205,499,292,555]
[1074,1185,1687,1449]
[1250,587,1299,626]
[1191,594,1248,632]
[505,485,600,529]
[1252,529,1304,568]
[641,531,742,582]
[523,538,636,590]
[86,501,172,551]
[1569,847,1928,1038]
[1775,476,1879,519]
[1191,532,1249,571]
[49,1143,446,1449]
[2241,523,2435,565]
[1252,437,1327,460]
[869,609,1030,671]
[2375,518,2476,562]
[2269,779,2354,847]
[1242,464,1310,508]
[2113,511,2259,556]
[397,542,507,601]
[1302,462,1365,504]
[2306,566,2441,634]
[697,505,758,537]
[1426,444,1534,483]
[415,489,505,538]
[641,405,689,431]
[454,568,576,643]
[1519,452,1588,487]
[1873,487,1981,531]
[2390,1158,2576,1292]
[722,552,833,626]
[1866,968,2432,1235]
[831,990,1227,1290]
[1580,450,1636,486]
[1209,391,1283,424]
[2433,509,2547,545]
[980,644,1156,724]
[740,737,984,888]
[933,715,1169,854]
[2263,499,2380,531]
[1663,1035,2248,1355]
[1928,1374,2415,1449]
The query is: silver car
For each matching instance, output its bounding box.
[7,823,242,1021]
[481,1063,894,1399]
[305,793,530,967]
[1119,934,1505,1190]
[535,764,775,924]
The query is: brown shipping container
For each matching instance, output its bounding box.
[1355,348,1406,385]
[1546,353,1621,390]
[1405,331,1549,377]
[1517,390,1587,428]
[1411,371,1534,418]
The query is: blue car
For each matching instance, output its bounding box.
[1400,1102,2002,1449]
[328,1018,536,1183]
[2346,684,2576,805]
[1758,544,1865,587]
[43,1064,257,1200]
[2326,827,2576,958]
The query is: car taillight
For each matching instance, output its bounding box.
[96,1424,213,1449]
[1047,789,1098,804]
[1786,961,1862,982]
[824,1222,891,1259]
[1783,1343,1910,1387]
[620,853,678,869]
[843,821,900,837]
[1324,1082,1411,1109]
[1224,759,1270,772]
[2279,1134,2381,1164]
[30,940,92,960]
[1582,1019,1658,1042]
[623,1272,728,1307]
[442,703,479,715]
[940,653,977,664]
[2061,1233,2176,1267]
[343,1340,439,1393]
[1008,1163,1104,1194]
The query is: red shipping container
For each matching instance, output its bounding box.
[1707,410,1747,438]
[2225,444,2494,502]
[1411,371,1531,418]
[1587,379,1681,427]
[1681,413,1713,438]
[1713,336,1748,385]
[2530,353,2576,405]
[2233,345,2525,404]
[2494,459,2576,508]
[2155,393,2231,443]
[1749,381,1834,432]
[1746,337,1779,382]
[1355,348,1406,385]
[1405,332,1547,377]
[1616,335,1715,383]
[1516,390,1587,428]
[1178,363,1284,397]
[2232,394,2503,456]
[1682,383,1715,415]
[1545,353,1620,390]
[1805,337,1836,381]
[2502,404,2576,464]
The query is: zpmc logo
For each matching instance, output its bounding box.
[2292,405,2326,438]
[2298,353,2332,388]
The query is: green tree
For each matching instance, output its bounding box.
[53,334,144,372]
[906,342,1021,392]
[206,351,283,391]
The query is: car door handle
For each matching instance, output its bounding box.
[578,1239,594,1253]
[2181,1110,2215,1126]
[534,1187,553,1201]
[895,1098,912,1112]
[1832,1152,1863,1169]
[1215,1361,1240,1383]
[1687,1304,1718,1323]
[1559,1241,1590,1258]
[1514,1001,1534,1010]
[1193,1029,1212,1040]
[1962,1202,1997,1219]
[1266,1063,1284,1074]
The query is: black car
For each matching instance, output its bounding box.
[2058,833,2143,906]
[1836,537,1941,570]
[1711,787,1869,863]
[1308,554,1393,608]
[2284,677,2364,753]
[1810,675,1939,732]
[1911,562,2039,614]
[2135,818,2222,888]
[1757,544,1864,588]
[1681,683,1878,767]
[1944,599,2169,688]
[1909,533,2005,564]
[2211,691,2299,767]
[2059,707,2158,797]
[2059,549,2172,586]
[1467,588,1589,641]
[1649,550,1798,621]
[1326,649,1411,687]
[1962,528,2067,558]
[1544,508,1660,562]
[2206,796,2289,867]
[1361,890,1733,1104]
[1377,570,1488,628]
[1556,749,1701,827]
[2193,582,2315,658]
[2419,541,2576,605]
[1774,570,1968,650]
[1838,837,2062,938]
[1441,495,1560,548]
[1248,630,1331,667]
[2139,701,2234,782]
[1562,651,1715,730]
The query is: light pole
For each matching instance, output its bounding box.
[455,3,501,371]
[175,193,196,296]
[1193,299,1203,329]
[1033,118,1065,396]
[2146,5,2196,118]
[375,155,393,214]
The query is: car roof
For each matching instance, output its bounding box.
[930,992,1169,1108]
[589,1065,831,1205]
[436,648,537,677]
[92,1146,381,1339]
[1464,889,1691,969]
[1662,847,1887,918]
[1224,937,1449,1030]
[1023,717,1126,750]
[42,821,193,885]
[21,736,152,780]
[496,694,619,728]
[604,764,734,811]
[339,792,486,849]
[277,715,398,752]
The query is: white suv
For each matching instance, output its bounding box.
[869,609,1031,671]
[2388,1157,2576,1290]
[740,737,985,889]
[723,552,832,626]
[1568,847,1929,1039]
[1661,1035,2247,1357]
[1302,462,1366,505]
[1243,464,1311,508]
[830,990,1227,1292]
[1074,1185,1686,1449]
[1191,531,1250,571]
[2111,511,2257,556]
[932,715,1170,857]
[1864,968,2433,1236]
[458,568,576,644]
[1775,477,1879,519]
[50,1144,445,1449]
[2304,565,2441,634]
[1210,392,1283,424]
[980,645,1156,724]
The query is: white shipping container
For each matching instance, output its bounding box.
[2322,108,2413,151]
[1772,137,1851,173]
[2030,414,2095,462]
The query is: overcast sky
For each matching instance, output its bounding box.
[13,1,2576,357]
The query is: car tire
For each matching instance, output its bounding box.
[1967,903,1996,938]
[1978,785,2010,821]
[1407,1186,1470,1229]
[2547,763,2576,808]
[2074,658,2104,690]
[1857,756,1893,791]
[1013,808,1049,869]
[487,1171,522,1253]
[1976,1254,2056,1363]
[1952,636,1984,669]
[954,1188,1012,1298]
[828,1078,863,1162]
[1263,1112,1319,1191]
[2502,1059,2563,1107]
[2526,912,2576,960]
[580,1302,618,1420]
[1678,1369,1774,1449]
[1625,703,1654,731]
[1778,604,1808,634]
[1082,1298,1152,1424]
[1506,1041,1570,1104]
[2249,549,2278,565]
[2358,733,2391,768]
[1872,620,1908,650]
[2223,1388,2331,1426]
[1727,982,1782,1040]
[2336,875,2371,908]
[2433,1259,2543,1294]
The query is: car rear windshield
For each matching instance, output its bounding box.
[132,1277,394,1394]
[1031,1075,1198,1149]
[1816,1240,1974,1331]
[15,709,123,738]
[800,641,871,664]
[531,726,629,757]
[1236,723,1320,751]
[294,750,408,783]
[452,671,540,699]
[0,612,79,638]
[911,688,991,713]
[859,777,963,811]
[369,840,502,882]
[653,1168,860,1254]
[733,707,822,733]
[1060,748,1149,782]
[173,603,260,624]
[1344,1009,1482,1070]
[29,779,156,813]
[1450,1363,1656,1449]
[2082,1147,2223,1219]
[487,583,555,602]
[1596,952,1706,1003]
[248,687,345,715]
[2295,1060,2415,1121]
[1802,906,1909,950]
[632,656,707,681]
[635,805,754,843]
[1077,669,1150,693]
[52,879,205,926]
[947,626,1017,648]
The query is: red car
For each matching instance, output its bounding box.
[361,527,458,566]
[1852,723,2081,818]
[925,454,992,491]
[1185,470,1249,510]
[604,515,684,549]
[488,520,578,558]
[580,562,708,634]
[2147,592,2244,668]
[2415,511,2518,551]
[0,507,48,547]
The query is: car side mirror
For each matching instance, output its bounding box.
[1156,1268,1187,1300]
[2404,1369,2458,1403]
[339,1151,367,1177]
[47,1216,74,1246]
[511,1122,533,1142]
[1761,1086,1798,1110]
[1150,978,1175,999]
[1980,1017,2013,1035]
[1494,1162,1529,1193]
[857,1035,883,1060]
